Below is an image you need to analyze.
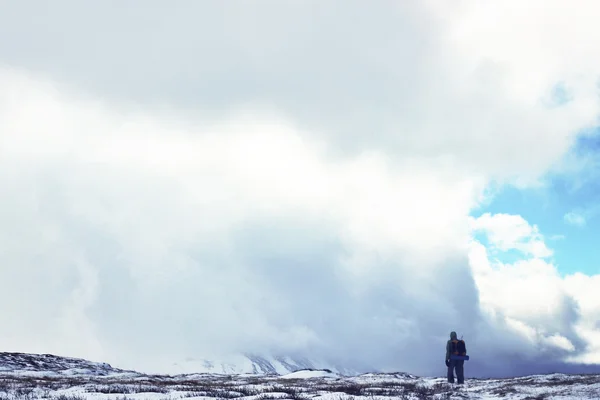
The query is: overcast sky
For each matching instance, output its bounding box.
[1,0,600,378]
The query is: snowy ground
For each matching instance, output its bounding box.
[0,353,598,399]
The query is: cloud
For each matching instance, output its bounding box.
[469,213,600,371]
[2,66,599,378]
[563,203,600,227]
[0,1,599,183]
[0,67,485,375]
[564,211,587,227]
[1,0,600,378]
[470,213,553,258]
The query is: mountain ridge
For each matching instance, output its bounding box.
[0,351,133,375]
[167,352,363,376]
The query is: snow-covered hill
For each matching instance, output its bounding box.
[0,352,134,376]
[167,353,361,376]
[0,352,598,399]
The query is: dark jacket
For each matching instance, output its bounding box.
[446,331,466,360]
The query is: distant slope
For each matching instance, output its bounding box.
[0,352,133,376]
[167,353,361,376]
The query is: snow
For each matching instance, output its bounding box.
[280,369,339,379]
[0,352,597,399]
[164,353,354,376]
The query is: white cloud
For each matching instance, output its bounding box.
[563,273,600,364]
[0,67,486,375]
[0,1,599,184]
[549,234,567,241]
[468,214,600,365]
[562,204,600,228]
[470,213,553,258]
[0,0,600,377]
[564,211,587,227]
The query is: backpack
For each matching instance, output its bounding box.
[450,338,467,356]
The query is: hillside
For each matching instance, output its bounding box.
[0,352,597,399]
[0,352,132,376]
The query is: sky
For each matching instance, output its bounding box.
[0,0,600,378]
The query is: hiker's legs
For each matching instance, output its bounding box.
[447,360,456,383]
[456,360,464,384]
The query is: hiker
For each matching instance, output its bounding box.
[445,331,465,384]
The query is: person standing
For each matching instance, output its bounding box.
[445,331,465,384]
